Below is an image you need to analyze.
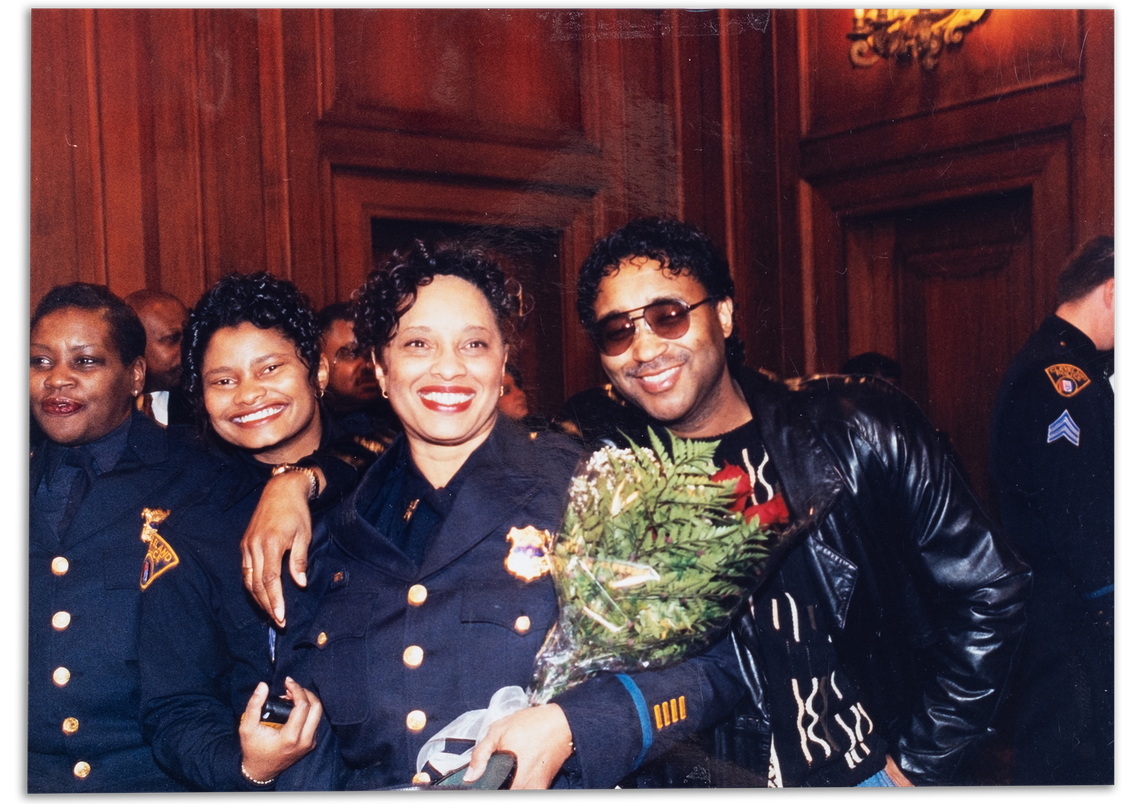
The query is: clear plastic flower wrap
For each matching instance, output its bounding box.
[528,428,774,705]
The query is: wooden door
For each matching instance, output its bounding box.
[844,191,1035,513]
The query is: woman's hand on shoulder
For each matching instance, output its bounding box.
[238,678,323,785]
[241,470,322,626]
[465,703,573,789]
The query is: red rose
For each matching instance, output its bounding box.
[744,493,789,527]
[711,464,751,512]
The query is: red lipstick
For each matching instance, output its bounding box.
[418,385,476,413]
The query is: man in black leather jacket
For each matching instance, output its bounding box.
[567,217,1031,786]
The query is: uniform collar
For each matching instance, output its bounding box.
[1040,314,1101,365]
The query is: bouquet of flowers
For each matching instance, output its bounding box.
[529,428,774,705]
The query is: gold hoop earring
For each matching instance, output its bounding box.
[382,388,388,399]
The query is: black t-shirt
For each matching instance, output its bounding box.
[705,421,888,787]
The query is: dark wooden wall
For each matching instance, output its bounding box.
[31,9,1113,505]
[770,9,1113,509]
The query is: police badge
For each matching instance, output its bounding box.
[504,525,551,582]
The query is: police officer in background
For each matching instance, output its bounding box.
[990,235,1114,785]
[29,283,222,792]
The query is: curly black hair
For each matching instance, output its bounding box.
[32,282,147,367]
[354,239,516,354]
[576,217,744,369]
[183,271,321,434]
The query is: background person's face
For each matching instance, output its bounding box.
[31,308,144,446]
[137,298,187,393]
[321,318,382,412]
[497,371,529,420]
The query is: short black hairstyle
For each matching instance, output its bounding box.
[32,282,146,366]
[841,351,902,382]
[576,217,744,369]
[183,272,321,432]
[354,239,516,353]
[1056,235,1114,306]
[317,301,355,339]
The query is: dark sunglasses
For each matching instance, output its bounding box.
[591,297,714,357]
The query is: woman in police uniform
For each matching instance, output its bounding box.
[29,283,222,792]
[274,243,580,789]
[275,242,746,791]
[136,272,370,790]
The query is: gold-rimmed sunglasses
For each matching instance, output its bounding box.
[590,297,714,357]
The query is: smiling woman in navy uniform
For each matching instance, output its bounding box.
[28,283,223,792]
[273,241,747,790]
[134,272,391,790]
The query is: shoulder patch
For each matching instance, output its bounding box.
[1046,410,1080,446]
[139,507,179,591]
[1045,364,1091,397]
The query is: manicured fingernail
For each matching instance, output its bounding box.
[298,571,308,586]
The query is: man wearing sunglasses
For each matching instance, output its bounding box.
[561,217,1031,787]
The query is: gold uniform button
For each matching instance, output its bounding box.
[412,772,431,785]
[53,667,71,687]
[403,645,424,668]
[52,611,71,630]
[52,557,69,576]
[62,717,79,735]
[316,632,328,647]
[407,584,428,606]
[514,615,531,634]
[406,710,427,732]
[73,761,91,779]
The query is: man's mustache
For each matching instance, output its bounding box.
[625,352,688,379]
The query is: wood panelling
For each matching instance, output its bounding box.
[778,8,1108,512]
[30,8,1111,450]
[31,9,103,290]
[805,9,1081,141]
[325,9,585,146]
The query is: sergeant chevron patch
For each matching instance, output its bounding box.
[1046,410,1080,446]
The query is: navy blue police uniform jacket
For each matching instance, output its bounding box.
[275,417,748,790]
[28,413,224,793]
[137,414,379,791]
[990,313,1113,637]
[136,452,283,791]
[989,313,1113,782]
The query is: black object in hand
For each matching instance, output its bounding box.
[433,752,517,790]
[260,697,294,726]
